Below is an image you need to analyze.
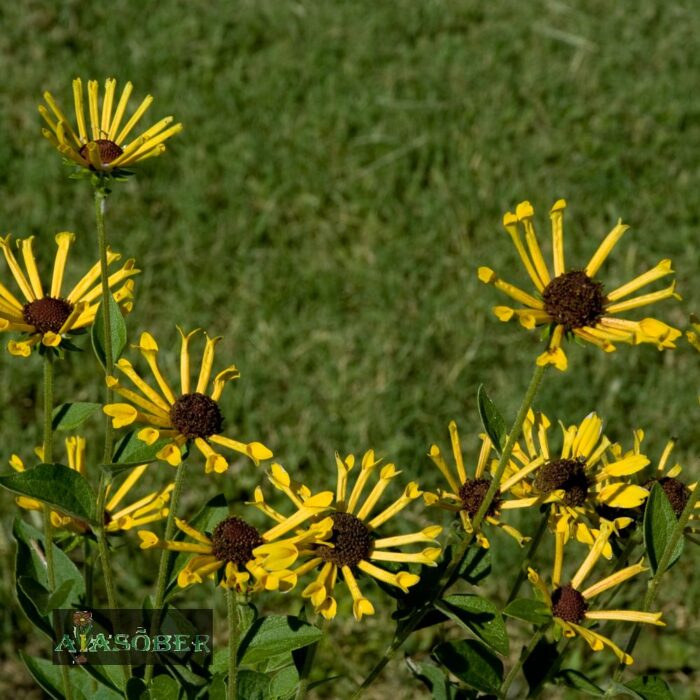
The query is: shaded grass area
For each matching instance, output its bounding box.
[0,0,699,696]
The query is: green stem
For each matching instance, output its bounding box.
[506,509,549,605]
[144,461,188,684]
[609,484,700,690]
[43,355,74,700]
[500,625,549,698]
[227,588,239,700]
[84,537,94,608]
[42,354,55,590]
[353,363,548,698]
[94,186,115,464]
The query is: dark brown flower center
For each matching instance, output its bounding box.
[649,477,691,518]
[551,584,588,623]
[534,457,589,507]
[79,139,124,166]
[22,296,74,334]
[317,512,373,567]
[458,478,501,518]
[170,392,224,439]
[211,516,264,565]
[543,270,605,330]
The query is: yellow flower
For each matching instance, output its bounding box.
[528,522,664,665]
[507,411,649,558]
[40,78,182,173]
[250,456,442,621]
[616,432,699,526]
[138,492,332,593]
[10,437,171,533]
[423,421,537,548]
[0,233,137,357]
[479,200,681,370]
[104,329,272,472]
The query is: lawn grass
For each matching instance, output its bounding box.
[0,0,698,697]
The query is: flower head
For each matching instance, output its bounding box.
[138,492,332,593]
[104,329,272,472]
[10,437,171,533]
[528,523,664,664]
[507,411,650,558]
[479,200,681,370]
[250,456,442,621]
[0,233,137,357]
[40,78,182,173]
[423,421,535,548]
[621,433,699,526]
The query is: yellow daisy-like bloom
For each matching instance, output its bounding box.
[479,199,681,370]
[0,233,137,357]
[250,455,442,621]
[528,522,664,664]
[137,491,333,593]
[616,432,699,528]
[10,437,172,533]
[104,329,272,473]
[507,411,650,559]
[423,421,541,548]
[40,78,182,172]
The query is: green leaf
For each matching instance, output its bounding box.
[269,665,300,699]
[436,594,509,655]
[91,293,127,370]
[555,669,604,696]
[17,576,75,615]
[643,483,684,575]
[111,430,175,466]
[0,463,97,524]
[503,598,553,625]
[147,674,181,700]
[13,518,85,638]
[405,657,455,700]
[625,675,674,699]
[21,653,122,699]
[208,674,227,700]
[477,384,507,454]
[52,402,102,431]
[433,639,503,694]
[236,670,269,700]
[238,616,323,665]
[458,543,491,584]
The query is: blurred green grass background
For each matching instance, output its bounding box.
[0,0,698,696]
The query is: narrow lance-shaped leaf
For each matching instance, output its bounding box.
[52,402,101,431]
[643,482,684,575]
[433,639,503,694]
[477,384,506,454]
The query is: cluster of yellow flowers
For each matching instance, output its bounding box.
[2,77,696,683]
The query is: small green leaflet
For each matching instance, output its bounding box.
[477,384,507,454]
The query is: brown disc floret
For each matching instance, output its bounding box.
[79,139,124,167]
[170,392,224,439]
[543,270,606,330]
[534,457,589,507]
[22,296,74,334]
[551,584,588,623]
[458,478,501,518]
[211,516,264,565]
[317,512,373,567]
